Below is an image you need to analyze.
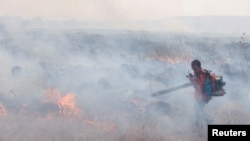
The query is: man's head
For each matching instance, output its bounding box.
[191,59,201,72]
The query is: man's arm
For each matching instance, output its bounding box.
[189,75,199,89]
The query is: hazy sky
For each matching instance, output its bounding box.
[0,0,250,21]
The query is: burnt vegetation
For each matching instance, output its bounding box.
[0,21,250,141]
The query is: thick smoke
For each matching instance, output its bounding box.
[0,18,250,141]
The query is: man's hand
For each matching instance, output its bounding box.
[189,76,196,83]
[189,76,199,89]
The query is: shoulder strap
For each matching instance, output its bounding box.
[203,69,211,79]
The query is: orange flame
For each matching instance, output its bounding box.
[58,93,81,117]
[166,56,188,64]
[42,87,82,118]
[0,102,7,115]
[147,50,191,64]
[129,97,147,113]
[42,87,116,132]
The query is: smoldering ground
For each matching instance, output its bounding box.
[0,20,250,141]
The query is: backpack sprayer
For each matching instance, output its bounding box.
[151,71,226,97]
[211,75,226,96]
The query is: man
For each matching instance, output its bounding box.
[189,59,213,128]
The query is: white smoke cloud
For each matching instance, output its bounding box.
[0,18,249,140]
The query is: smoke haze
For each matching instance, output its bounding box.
[0,17,250,141]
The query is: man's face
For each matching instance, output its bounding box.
[192,65,199,72]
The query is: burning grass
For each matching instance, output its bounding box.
[0,102,7,115]
[0,87,203,141]
[0,87,249,141]
[146,48,192,64]
[0,114,206,141]
[42,87,83,118]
